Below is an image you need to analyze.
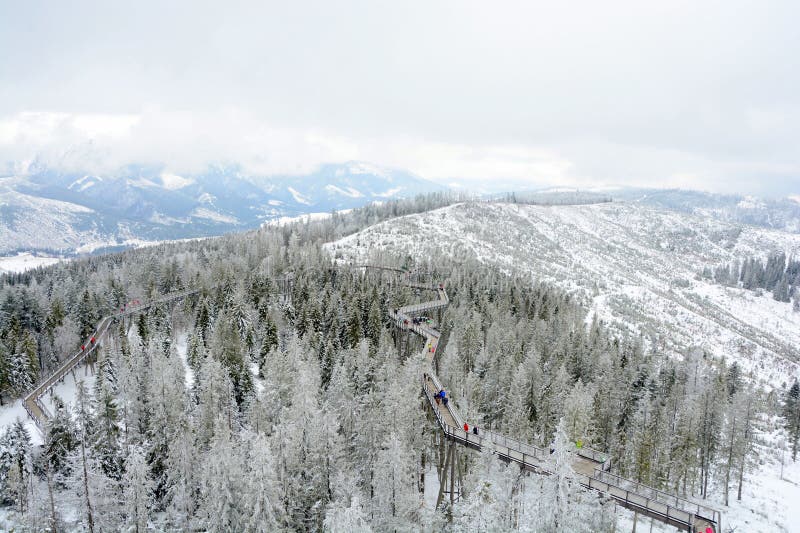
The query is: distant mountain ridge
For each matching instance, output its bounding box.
[0,161,442,255]
[492,187,800,234]
[612,188,800,234]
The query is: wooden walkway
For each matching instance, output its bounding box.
[22,287,201,428]
[23,272,298,429]
[392,274,721,533]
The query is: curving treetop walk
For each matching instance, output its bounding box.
[21,264,720,532]
[390,272,721,533]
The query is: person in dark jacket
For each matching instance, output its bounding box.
[472,426,478,435]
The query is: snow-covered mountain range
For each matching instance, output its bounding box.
[327,201,800,388]
[0,161,441,255]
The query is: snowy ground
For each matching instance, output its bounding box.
[263,208,353,227]
[0,252,61,274]
[175,333,194,388]
[0,365,97,446]
[0,398,43,446]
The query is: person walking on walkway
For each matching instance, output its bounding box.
[472,426,478,435]
[463,422,469,432]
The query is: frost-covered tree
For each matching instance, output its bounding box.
[535,418,613,532]
[196,424,247,532]
[91,373,123,480]
[452,449,518,532]
[209,309,254,406]
[44,396,78,479]
[372,434,420,531]
[275,356,329,530]
[784,379,800,461]
[165,418,197,529]
[241,431,283,531]
[0,419,31,509]
[323,498,373,533]
[122,448,152,533]
[562,379,595,446]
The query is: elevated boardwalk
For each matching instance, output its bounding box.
[22,287,201,428]
[23,273,296,429]
[392,274,721,533]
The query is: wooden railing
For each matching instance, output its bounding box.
[591,469,721,527]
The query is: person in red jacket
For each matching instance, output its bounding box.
[81,344,85,351]
[463,422,469,432]
[90,336,95,345]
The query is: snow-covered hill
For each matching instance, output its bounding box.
[327,201,800,387]
[0,161,442,255]
[0,253,61,274]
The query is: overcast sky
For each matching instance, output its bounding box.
[1,0,798,196]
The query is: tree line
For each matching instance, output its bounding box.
[703,251,800,307]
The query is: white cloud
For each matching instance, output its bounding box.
[1,109,798,197]
[0,1,798,195]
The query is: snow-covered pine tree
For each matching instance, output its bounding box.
[196,423,247,531]
[536,418,613,532]
[241,431,284,531]
[783,379,800,461]
[92,372,123,480]
[0,419,31,510]
[44,395,78,479]
[165,418,198,529]
[121,448,153,533]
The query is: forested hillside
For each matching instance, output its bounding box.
[0,196,794,531]
[328,201,800,386]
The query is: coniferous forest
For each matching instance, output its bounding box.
[0,195,795,531]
